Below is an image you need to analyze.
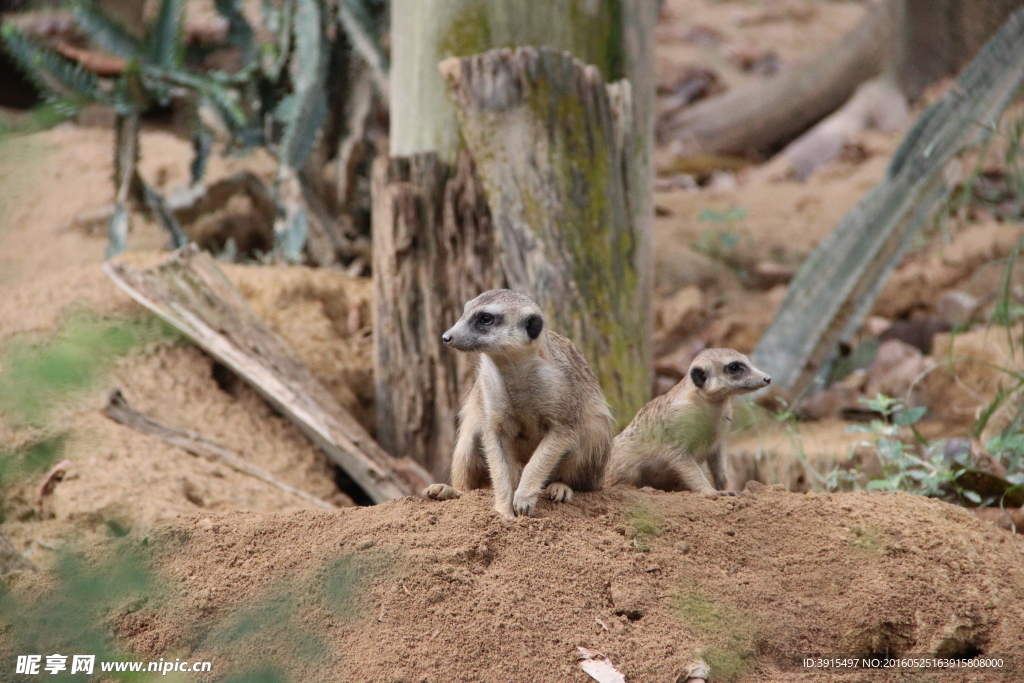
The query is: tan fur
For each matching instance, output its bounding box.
[606,348,770,494]
[423,290,614,517]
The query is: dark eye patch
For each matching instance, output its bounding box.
[475,312,501,327]
[726,362,747,374]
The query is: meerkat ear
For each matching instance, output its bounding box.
[524,314,543,340]
[690,367,707,389]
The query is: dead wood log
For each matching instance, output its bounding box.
[658,0,889,156]
[751,7,1024,398]
[442,47,651,425]
[102,389,337,510]
[103,244,433,503]
[771,75,909,181]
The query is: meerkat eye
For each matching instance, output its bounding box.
[726,362,747,374]
[478,313,495,326]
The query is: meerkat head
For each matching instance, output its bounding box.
[442,289,545,356]
[686,348,770,401]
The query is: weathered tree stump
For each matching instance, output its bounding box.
[442,47,650,427]
[374,0,656,478]
[372,152,496,478]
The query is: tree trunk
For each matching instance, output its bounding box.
[442,48,649,422]
[375,0,655,479]
[372,152,496,478]
[895,0,1024,99]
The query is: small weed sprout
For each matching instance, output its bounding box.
[624,504,665,552]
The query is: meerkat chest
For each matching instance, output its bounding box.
[479,357,560,436]
[650,402,725,459]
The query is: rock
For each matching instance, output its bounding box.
[796,384,861,421]
[878,316,951,354]
[677,659,710,683]
[749,261,796,290]
[657,286,706,337]
[935,291,981,329]
[863,316,892,337]
[875,223,1024,319]
[920,328,1024,431]
[864,339,929,403]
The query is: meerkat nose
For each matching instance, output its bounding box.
[442,334,453,345]
[763,376,771,385]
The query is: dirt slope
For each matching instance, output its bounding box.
[81,486,1024,683]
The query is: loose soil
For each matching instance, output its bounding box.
[8,486,1024,683]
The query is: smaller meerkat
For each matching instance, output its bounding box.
[423,289,614,518]
[606,348,770,494]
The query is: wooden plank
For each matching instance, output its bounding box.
[103,245,433,503]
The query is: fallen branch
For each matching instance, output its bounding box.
[752,7,1024,397]
[771,75,908,181]
[102,389,337,510]
[659,0,888,156]
[103,244,433,503]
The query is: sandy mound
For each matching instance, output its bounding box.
[21,487,1011,683]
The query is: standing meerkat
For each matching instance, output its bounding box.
[423,289,614,518]
[606,348,770,494]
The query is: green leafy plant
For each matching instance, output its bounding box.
[849,395,952,496]
[0,312,179,426]
[0,549,156,681]
[2,0,389,261]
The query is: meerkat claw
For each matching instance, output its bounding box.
[545,482,573,503]
[513,490,538,517]
[423,483,461,501]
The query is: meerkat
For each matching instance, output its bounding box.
[422,289,614,518]
[606,348,770,494]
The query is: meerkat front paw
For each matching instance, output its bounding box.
[512,488,539,517]
[545,482,573,503]
[494,501,516,518]
[423,483,461,500]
